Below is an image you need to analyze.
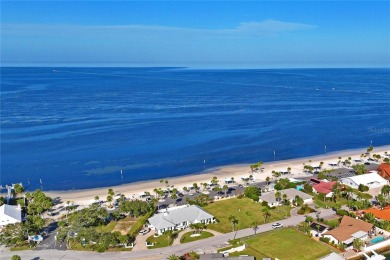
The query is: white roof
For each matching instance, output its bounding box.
[341,172,388,186]
[351,230,367,239]
[148,205,214,231]
[0,205,22,223]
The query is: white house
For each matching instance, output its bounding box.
[0,204,22,227]
[323,216,373,248]
[259,188,312,207]
[148,205,215,235]
[340,172,389,189]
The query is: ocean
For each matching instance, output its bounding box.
[1,67,389,191]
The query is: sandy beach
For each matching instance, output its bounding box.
[45,145,390,207]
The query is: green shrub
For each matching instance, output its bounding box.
[336,209,349,216]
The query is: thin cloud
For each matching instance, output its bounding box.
[2,19,316,38]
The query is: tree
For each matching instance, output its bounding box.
[94,196,99,202]
[262,207,271,223]
[193,183,199,192]
[315,224,321,235]
[266,177,270,185]
[305,216,313,224]
[167,255,181,260]
[106,195,113,208]
[244,186,261,202]
[294,195,304,206]
[165,180,169,187]
[228,215,238,231]
[381,185,390,198]
[275,191,281,207]
[13,184,24,196]
[250,221,259,234]
[223,185,229,197]
[282,194,288,205]
[367,146,374,153]
[287,167,292,174]
[303,183,313,194]
[352,164,366,175]
[11,255,21,260]
[364,212,376,224]
[353,238,363,252]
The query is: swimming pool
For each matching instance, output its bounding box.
[371,236,385,244]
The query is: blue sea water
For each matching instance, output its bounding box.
[1,67,389,191]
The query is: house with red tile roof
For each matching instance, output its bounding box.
[311,178,336,196]
[363,206,390,221]
[377,163,390,181]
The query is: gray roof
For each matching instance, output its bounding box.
[0,205,22,223]
[260,188,312,204]
[148,205,214,231]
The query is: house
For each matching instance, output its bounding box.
[0,204,22,227]
[199,253,255,260]
[377,163,390,181]
[311,178,336,197]
[259,188,312,207]
[322,216,373,247]
[339,172,388,189]
[148,205,215,235]
[363,206,390,221]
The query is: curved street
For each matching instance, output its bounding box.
[0,208,335,260]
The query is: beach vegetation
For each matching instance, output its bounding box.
[118,200,154,217]
[227,228,335,260]
[186,194,212,207]
[180,231,214,243]
[167,254,181,260]
[244,186,261,202]
[203,198,291,233]
[250,161,263,172]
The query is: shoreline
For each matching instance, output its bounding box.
[44,145,390,206]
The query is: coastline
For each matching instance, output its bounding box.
[44,145,390,206]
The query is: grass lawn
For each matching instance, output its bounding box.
[313,195,348,209]
[146,233,174,249]
[204,198,292,233]
[180,231,214,244]
[325,218,340,229]
[229,228,335,260]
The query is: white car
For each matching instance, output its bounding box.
[272,223,283,229]
[139,229,150,235]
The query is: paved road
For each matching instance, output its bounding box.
[0,208,335,260]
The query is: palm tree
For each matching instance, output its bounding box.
[266,176,270,185]
[262,207,271,223]
[282,194,288,205]
[166,254,180,260]
[275,191,281,209]
[381,185,390,199]
[107,195,113,208]
[353,238,363,252]
[228,215,238,232]
[202,182,208,191]
[183,187,188,194]
[364,212,376,224]
[94,196,99,201]
[164,230,174,245]
[345,186,353,201]
[165,180,169,187]
[193,183,199,192]
[223,185,229,197]
[250,221,259,234]
[231,177,235,185]
[287,167,291,174]
[316,224,321,235]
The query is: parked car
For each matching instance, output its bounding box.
[139,229,150,235]
[272,223,283,229]
[188,193,194,196]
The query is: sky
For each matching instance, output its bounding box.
[1,1,390,68]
